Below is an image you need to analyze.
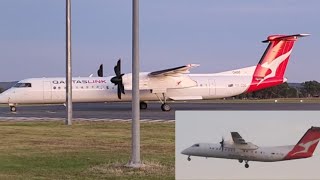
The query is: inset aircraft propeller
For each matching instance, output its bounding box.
[220,137,224,151]
[110,59,125,99]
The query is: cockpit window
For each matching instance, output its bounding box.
[14,83,32,88]
[192,144,200,147]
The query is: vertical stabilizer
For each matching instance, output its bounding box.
[246,34,309,92]
[284,126,320,160]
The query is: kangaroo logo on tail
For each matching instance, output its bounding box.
[257,49,292,85]
[284,126,320,160]
[291,138,320,156]
[246,34,309,92]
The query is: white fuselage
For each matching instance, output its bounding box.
[181,143,294,162]
[0,66,258,105]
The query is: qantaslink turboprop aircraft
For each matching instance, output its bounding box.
[0,33,310,112]
[181,126,320,168]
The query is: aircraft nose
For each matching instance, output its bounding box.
[0,93,8,104]
[181,148,191,155]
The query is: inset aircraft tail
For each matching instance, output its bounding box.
[284,126,320,160]
[246,33,310,92]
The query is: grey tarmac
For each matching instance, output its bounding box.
[0,102,319,121]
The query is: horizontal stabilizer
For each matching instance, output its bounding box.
[262,33,310,43]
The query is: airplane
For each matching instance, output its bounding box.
[0,33,310,112]
[181,126,320,168]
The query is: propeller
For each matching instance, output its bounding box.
[219,137,224,151]
[110,59,125,99]
[97,64,103,77]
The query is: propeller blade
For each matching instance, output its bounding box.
[120,83,125,94]
[97,64,103,77]
[117,58,121,74]
[114,59,121,77]
[117,86,121,99]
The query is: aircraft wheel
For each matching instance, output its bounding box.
[161,103,171,111]
[10,106,16,112]
[187,156,191,161]
[245,163,249,168]
[239,159,243,163]
[140,102,148,110]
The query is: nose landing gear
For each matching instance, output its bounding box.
[187,156,191,161]
[10,106,16,112]
[140,101,148,110]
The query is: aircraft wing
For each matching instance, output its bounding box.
[148,64,199,77]
[123,64,199,94]
[231,132,247,145]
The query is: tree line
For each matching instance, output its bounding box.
[235,81,320,99]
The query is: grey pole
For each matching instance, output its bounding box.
[128,0,141,167]
[66,0,72,125]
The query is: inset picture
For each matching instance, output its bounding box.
[176,111,320,180]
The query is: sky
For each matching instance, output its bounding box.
[176,111,320,179]
[0,1,319,82]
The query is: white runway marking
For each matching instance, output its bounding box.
[0,117,175,123]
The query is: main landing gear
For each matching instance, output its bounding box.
[10,105,16,112]
[140,101,148,110]
[155,93,171,111]
[187,156,191,161]
[239,159,249,168]
[244,160,249,168]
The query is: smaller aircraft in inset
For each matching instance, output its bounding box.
[181,126,320,168]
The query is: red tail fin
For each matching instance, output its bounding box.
[284,126,320,160]
[246,34,310,92]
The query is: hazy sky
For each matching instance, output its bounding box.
[0,1,319,82]
[176,111,320,180]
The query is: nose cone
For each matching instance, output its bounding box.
[181,147,191,155]
[0,92,8,104]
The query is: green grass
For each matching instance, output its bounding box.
[0,121,175,180]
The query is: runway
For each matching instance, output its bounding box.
[0,102,319,121]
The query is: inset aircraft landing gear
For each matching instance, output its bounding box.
[155,93,171,111]
[140,101,148,110]
[10,106,16,112]
[187,156,191,161]
[238,159,243,163]
[244,160,249,168]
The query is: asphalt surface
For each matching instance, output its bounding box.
[0,102,319,120]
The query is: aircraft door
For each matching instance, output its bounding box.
[209,79,216,96]
[43,81,52,100]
